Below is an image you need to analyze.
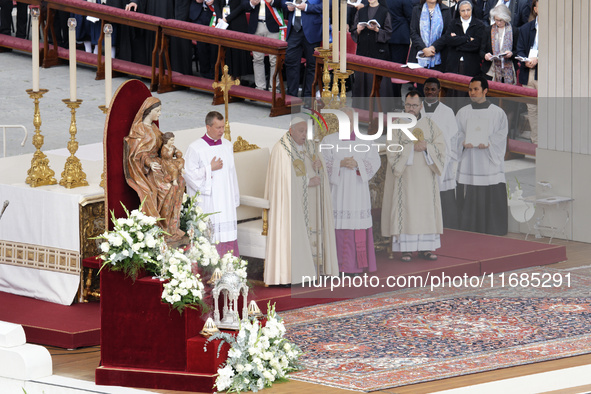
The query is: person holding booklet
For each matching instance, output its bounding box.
[283,0,323,99]
[381,91,446,262]
[351,0,393,106]
[480,3,517,84]
[246,0,285,91]
[213,0,252,78]
[456,76,509,236]
[516,0,538,143]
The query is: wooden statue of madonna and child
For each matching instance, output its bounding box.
[123,97,186,243]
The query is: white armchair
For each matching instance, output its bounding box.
[234,147,270,260]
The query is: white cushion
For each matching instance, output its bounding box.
[237,219,266,260]
[234,148,270,221]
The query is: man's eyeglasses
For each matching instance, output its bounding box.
[404,103,421,109]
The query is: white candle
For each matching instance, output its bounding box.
[68,18,77,101]
[322,0,329,49]
[31,8,40,92]
[339,0,347,72]
[104,24,113,108]
[332,0,339,62]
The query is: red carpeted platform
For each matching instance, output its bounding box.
[0,291,100,349]
[0,229,567,353]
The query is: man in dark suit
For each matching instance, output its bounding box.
[247,0,283,91]
[170,0,194,75]
[282,0,324,98]
[386,0,415,64]
[190,0,217,79]
[0,0,12,36]
[480,0,529,28]
[516,0,537,143]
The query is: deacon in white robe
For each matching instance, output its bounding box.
[456,76,508,235]
[381,92,446,262]
[421,77,461,229]
[320,110,381,274]
[184,111,240,256]
[264,117,339,285]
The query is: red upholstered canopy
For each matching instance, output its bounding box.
[103,79,153,230]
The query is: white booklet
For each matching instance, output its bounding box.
[285,0,306,6]
[490,51,510,60]
[358,19,381,28]
[347,0,362,6]
[465,118,490,146]
[517,49,538,63]
[402,63,423,69]
[215,19,229,29]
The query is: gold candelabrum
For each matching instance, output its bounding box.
[316,47,332,99]
[335,70,354,107]
[60,99,89,188]
[313,44,354,140]
[25,89,57,187]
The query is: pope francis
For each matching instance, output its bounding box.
[263,116,339,285]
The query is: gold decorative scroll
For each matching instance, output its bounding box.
[233,136,260,153]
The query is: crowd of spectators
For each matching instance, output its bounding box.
[1,0,538,133]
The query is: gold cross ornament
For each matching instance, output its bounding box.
[212,65,240,141]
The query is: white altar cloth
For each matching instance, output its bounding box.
[0,151,103,305]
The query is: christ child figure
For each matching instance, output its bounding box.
[161,132,185,186]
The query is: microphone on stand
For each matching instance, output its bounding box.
[0,200,9,221]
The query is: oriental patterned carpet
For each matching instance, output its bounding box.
[282,267,591,392]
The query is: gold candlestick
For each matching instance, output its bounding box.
[98,105,108,188]
[328,62,340,99]
[316,47,332,99]
[25,89,57,187]
[60,99,88,188]
[335,70,354,106]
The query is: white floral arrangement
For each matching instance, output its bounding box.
[206,303,303,393]
[180,192,213,242]
[218,252,248,282]
[160,247,206,313]
[96,203,166,280]
[185,235,221,270]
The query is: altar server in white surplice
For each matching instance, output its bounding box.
[320,108,381,275]
[456,76,508,236]
[381,91,446,262]
[184,111,240,257]
[264,116,339,285]
[421,77,461,229]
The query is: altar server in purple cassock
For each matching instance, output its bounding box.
[184,111,240,257]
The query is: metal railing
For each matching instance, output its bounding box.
[1,125,28,157]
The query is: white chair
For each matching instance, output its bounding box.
[234,147,270,260]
